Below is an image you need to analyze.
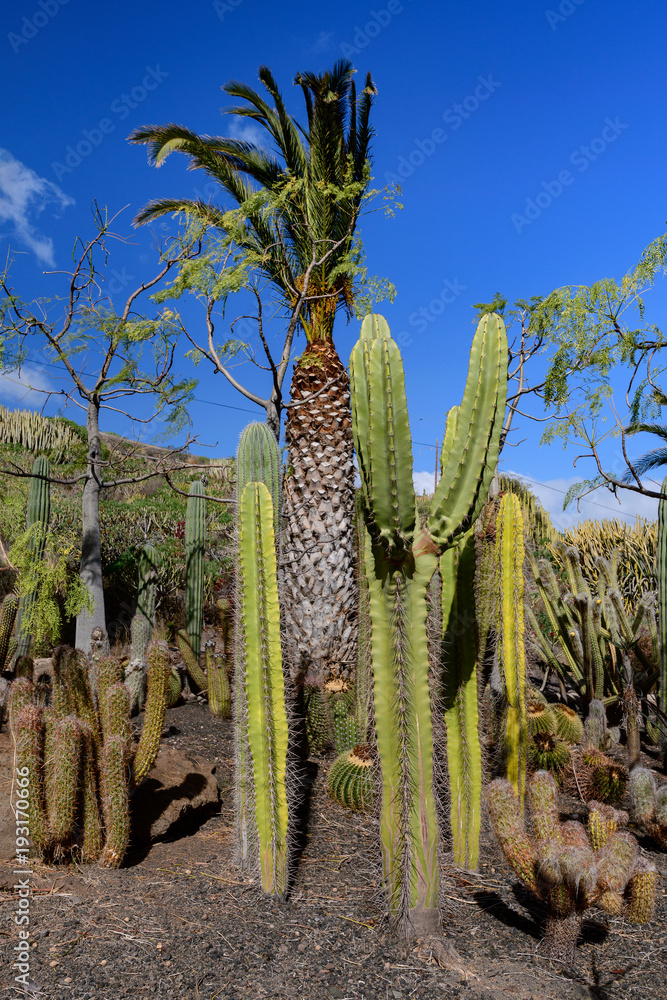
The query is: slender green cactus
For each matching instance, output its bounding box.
[658,474,667,756]
[132,640,170,785]
[100,735,131,868]
[495,493,528,812]
[487,770,657,967]
[47,715,83,847]
[0,593,19,670]
[350,312,507,932]
[236,421,282,536]
[236,482,290,895]
[8,677,36,738]
[206,642,231,718]
[441,527,482,868]
[15,456,51,658]
[79,720,104,862]
[176,628,208,691]
[185,480,207,660]
[13,702,50,855]
[166,668,182,708]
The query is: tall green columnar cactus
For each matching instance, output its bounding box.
[658,475,667,752]
[15,456,50,658]
[236,422,282,536]
[185,480,207,660]
[0,593,19,670]
[237,482,290,895]
[132,640,170,785]
[441,527,482,868]
[350,313,507,934]
[496,493,528,812]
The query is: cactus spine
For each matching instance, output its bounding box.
[236,482,289,895]
[185,480,207,660]
[496,493,528,811]
[15,456,51,658]
[350,313,506,932]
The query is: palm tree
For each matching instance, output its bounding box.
[622,391,667,481]
[130,61,376,687]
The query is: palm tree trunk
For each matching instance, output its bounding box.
[282,341,357,688]
[75,396,107,653]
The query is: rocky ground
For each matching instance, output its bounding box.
[1,701,666,1000]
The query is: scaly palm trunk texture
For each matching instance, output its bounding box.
[282,341,357,688]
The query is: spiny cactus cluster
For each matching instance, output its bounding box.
[487,770,657,967]
[9,641,169,867]
[629,767,667,849]
[304,678,359,754]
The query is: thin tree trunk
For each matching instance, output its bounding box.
[75,396,107,653]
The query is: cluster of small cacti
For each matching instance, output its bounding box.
[0,404,80,460]
[327,744,376,812]
[487,770,657,966]
[8,641,169,867]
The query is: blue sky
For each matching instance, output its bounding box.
[1,0,666,527]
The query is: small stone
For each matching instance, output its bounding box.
[165,960,171,967]
[157,942,163,950]
[64,977,72,984]
[49,960,58,968]
[100,959,107,967]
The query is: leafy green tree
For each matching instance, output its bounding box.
[476,234,667,506]
[0,207,204,653]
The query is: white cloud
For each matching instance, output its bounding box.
[0,149,74,266]
[227,117,265,149]
[505,470,659,531]
[0,366,55,406]
[414,471,435,495]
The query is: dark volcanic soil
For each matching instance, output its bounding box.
[1,701,666,1000]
